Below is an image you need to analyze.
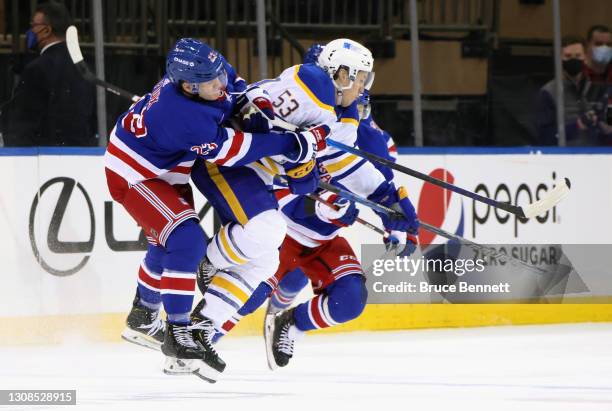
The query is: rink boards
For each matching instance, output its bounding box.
[1,146,612,344]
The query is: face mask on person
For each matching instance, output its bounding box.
[25,29,38,50]
[563,58,584,77]
[592,45,612,66]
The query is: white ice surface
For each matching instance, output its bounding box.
[2,323,612,411]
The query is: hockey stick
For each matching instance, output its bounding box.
[65,26,141,103]
[263,113,571,220]
[287,177,549,276]
[326,139,571,220]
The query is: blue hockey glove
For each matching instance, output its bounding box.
[282,124,329,163]
[241,111,272,133]
[315,193,360,227]
[369,183,419,233]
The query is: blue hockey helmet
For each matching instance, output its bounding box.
[303,43,323,65]
[166,38,227,86]
[356,89,371,119]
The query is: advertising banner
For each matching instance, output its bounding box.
[1,150,609,317]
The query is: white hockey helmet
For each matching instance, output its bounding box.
[318,39,375,92]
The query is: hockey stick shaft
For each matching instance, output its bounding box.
[308,178,549,275]
[85,73,140,102]
[265,114,571,220]
[66,25,140,103]
[324,139,571,220]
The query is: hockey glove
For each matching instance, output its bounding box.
[241,110,272,133]
[235,85,275,120]
[315,193,360,227]
[281,124,329,164]
[283,159,319,195]
[369,183,419,233]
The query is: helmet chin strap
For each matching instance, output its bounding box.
[190,83,199,94]
[335,88,344,105]
[332,75,354,105]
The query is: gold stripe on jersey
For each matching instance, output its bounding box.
[323,153,359,174]
[205,162,249,225]
[293,65,335,113]
[340,117,359,127]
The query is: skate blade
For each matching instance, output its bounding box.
[121,328,162,351]
[263,314,278,371]
[163,357,220,384]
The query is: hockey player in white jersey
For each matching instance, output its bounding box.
[190,39,419,363]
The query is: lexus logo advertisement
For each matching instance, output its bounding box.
[29,177,95,277]
[28,177,213,277]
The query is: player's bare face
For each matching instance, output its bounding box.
[340,71,367,107]
[198,78,226,101]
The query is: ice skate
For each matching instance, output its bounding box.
[188,299,227,377]
[265,308,302,370]
[121,290,165,351]
[161,322,225,383]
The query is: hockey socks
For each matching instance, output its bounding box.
[293,274,367,331]
[270,268,309,311]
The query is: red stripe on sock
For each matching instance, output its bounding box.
[138,265,160,289]
[309,295,329,329]
[160,276,196,292]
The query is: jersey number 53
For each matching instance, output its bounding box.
[273,89,300,118]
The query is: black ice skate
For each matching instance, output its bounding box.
[264,308,301,370]
[121,290,165,351]
[162,322,225,383]
[188,299,227,377]
[197,257,217,294]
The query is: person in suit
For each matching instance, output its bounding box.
[4,2,97,147]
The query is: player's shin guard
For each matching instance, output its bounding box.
[122,245,166,350]
[159,220,205,324]
[158,220,225,382]
[136,245,165,309]
[293,275,367,331]
[206,209,286,269]
[269,269,309,313]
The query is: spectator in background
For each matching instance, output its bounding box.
[584,25,612,84]
[3,2,97,147]
[536,36,612,146]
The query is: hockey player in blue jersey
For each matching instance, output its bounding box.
[106,38,327,382]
